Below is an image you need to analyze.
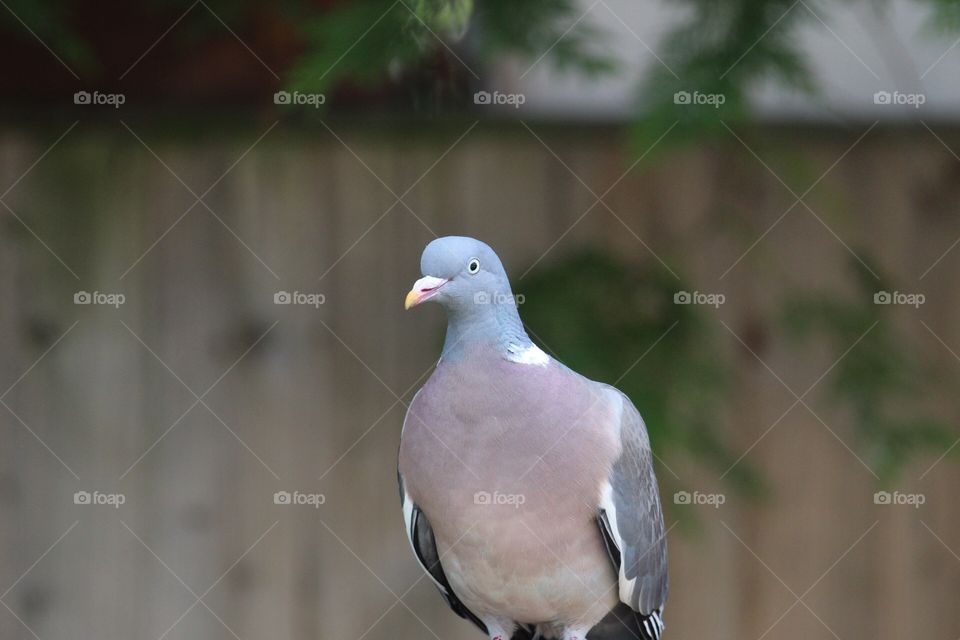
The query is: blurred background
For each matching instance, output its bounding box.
[1,0,959,638]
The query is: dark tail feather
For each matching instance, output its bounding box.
[510,623,537,640]
[586,603,663,640]
[509,604,662,640]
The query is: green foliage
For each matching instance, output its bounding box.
[780,257,956,481]
[632,0,817,152]
[924,0,960,33]
[289,1,420,93]
[0,0,95,72]
[521,250,956,496]
[6,0,960,113]
[288,0,613,94]
[472,0,614,74]
[518,250,761,495]
[408,0,475,41]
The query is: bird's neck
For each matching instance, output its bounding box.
[441,301,532,363]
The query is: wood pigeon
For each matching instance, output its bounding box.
[399,237,668,640]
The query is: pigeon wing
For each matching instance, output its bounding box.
[596,390,669,640]
[398,471,488,633]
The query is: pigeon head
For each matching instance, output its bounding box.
[405,236,513,312]
[405,236,535,360]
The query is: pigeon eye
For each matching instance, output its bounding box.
[467,258,481,274]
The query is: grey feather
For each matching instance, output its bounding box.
[399,472,490,634]
[598,389,669,616]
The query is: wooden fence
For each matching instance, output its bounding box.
[0,119,958,639]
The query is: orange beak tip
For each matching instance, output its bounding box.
[404,289,420,310]
[404,276,448,310]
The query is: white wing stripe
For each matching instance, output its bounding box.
[401,489,448,595]
[600,480,639,605]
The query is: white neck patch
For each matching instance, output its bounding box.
[506,343,550,366]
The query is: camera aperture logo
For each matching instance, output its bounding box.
[473,90,526,109]
[473,291,524,306]
[273,490,325,508]
[274,291,325,308]
[874,490,925,508]
[74,291,125,308]
[874,290,924,308]
[474,490,525,508]
[673,90,725,108]
[873,91,925,109]
[274,90,326,108]
[74,90,126,108]
[74,490,126,508]
[674,290,725,308]
[674,490,725,508]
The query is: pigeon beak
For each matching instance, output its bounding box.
[405,276,448,310]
